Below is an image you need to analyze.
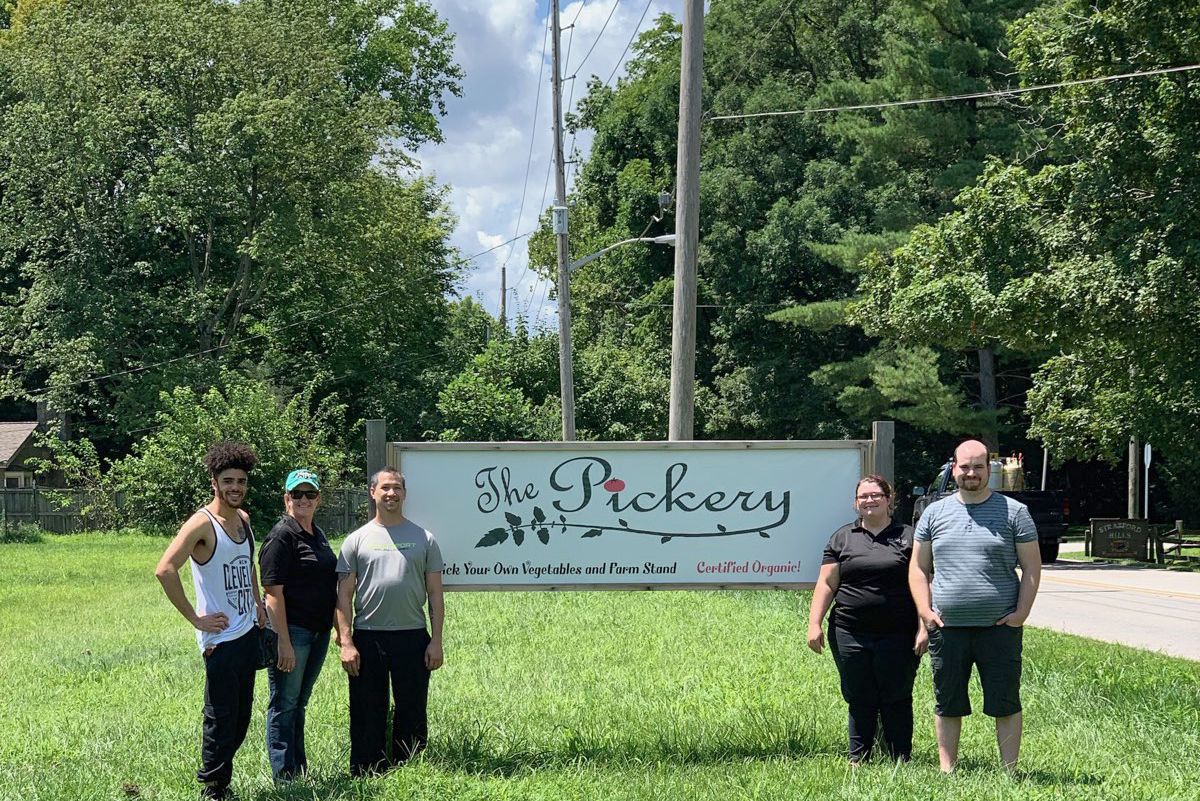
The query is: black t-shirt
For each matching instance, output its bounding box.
[259,515,338,633]
[821,520,918,634]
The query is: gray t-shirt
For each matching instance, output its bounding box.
[914,493,1037,627]
[336,519,444,631]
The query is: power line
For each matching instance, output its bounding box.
[603,0,654,87]
[511,6,580,305]
[569,0,620,79]
[707,0,801,120]
[709,63,1200,121]
[499,14,552,316]
[27,231,539,398]
[568,0,656,185]
[597,299,790,309]
[531,273,552,329]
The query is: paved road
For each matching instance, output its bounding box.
[1027,559,1200,661]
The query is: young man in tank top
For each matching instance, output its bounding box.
[156,441,267,800]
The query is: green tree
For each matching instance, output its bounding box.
[433,323,560,442]
[112,376,351,533]
[767,0,1045,451]
[25,432,120,527]
[0,0,461,451]
[435,372,548,443]
[853,0,1200,518]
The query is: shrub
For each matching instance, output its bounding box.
[0,522,45,544]
[111,376,352,534]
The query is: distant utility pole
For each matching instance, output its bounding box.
[500,264,506,330]
[668,0,704,441]
[1128,435,1140,519]
[551,0,576,441]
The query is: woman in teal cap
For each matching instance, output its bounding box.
[258,469,337,781]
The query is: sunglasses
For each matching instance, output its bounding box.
[288,489,320,500]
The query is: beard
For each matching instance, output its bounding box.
[958,475,984,490]
[221,489,246,508]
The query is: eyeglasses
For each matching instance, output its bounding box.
[856,492,887,501]
[289,489,319,500]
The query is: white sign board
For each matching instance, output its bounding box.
[390,441,870,590]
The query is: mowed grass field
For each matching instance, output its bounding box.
[2,535,1199,801]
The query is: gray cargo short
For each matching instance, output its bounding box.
[927,624,1023,718]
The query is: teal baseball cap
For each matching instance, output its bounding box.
[284,469,321,492]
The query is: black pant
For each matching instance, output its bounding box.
[198,628,258,792]
[349,628,431,774]
[828,624,919,762]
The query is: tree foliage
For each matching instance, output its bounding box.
[0,0,462,451]
[856,0,1200,463]
[111,376,352,533]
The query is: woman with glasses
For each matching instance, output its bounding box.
[806,474,926,764]
[258,469,338,781]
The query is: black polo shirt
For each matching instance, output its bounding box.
[259,515,338,633]
[822,519,918,634]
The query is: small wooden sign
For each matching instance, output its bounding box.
[1089,519,1150,561]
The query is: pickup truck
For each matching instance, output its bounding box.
[912,461,1068,564]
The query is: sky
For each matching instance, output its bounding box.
[414,0,686,331]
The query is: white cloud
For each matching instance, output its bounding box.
[417,1,684,329]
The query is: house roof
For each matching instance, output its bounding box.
[0,422,39,468]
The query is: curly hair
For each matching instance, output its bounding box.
[202,441,258,476]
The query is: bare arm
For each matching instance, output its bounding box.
[155,513,228,633]
[425,572,445,670]
[909,540,944,628]
[806,563,839,654]
[335,572,360,676]
[998,540,1041,626]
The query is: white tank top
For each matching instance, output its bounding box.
[190,509,256,652]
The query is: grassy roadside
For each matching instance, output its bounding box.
[2,534,1199,800]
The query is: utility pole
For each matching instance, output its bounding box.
[1128,435,1140,519]
[550,0,575,441]
[668,0,704,441]
[499,264,506,332]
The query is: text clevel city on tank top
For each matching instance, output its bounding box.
[190,508,257,652]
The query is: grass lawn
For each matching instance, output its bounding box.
[2,534,1199,801]
[1067,553,1200,572]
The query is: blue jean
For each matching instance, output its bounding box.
[265,624,331,779]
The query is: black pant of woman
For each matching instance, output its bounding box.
[828,625,919,762]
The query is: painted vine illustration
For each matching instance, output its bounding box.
[474,504,776,548]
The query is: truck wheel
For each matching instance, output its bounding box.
[1040,539,1060,564]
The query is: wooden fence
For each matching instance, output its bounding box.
[0,488,99,534]
[313,489,371,536]
[1,487,371,537]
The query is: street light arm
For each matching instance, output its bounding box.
[569,235,677,272]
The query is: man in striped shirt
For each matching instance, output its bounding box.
[910,439,1041,772]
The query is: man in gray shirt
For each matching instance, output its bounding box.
[335,467,445,775]
[910,439,1041,772]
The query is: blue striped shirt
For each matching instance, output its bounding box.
[915,493,1037,626]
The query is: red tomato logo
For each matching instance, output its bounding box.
[603,478,625,492]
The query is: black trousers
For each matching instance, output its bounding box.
[828,624,919,762]
[197,627,258,792]
[349,628,431,774]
